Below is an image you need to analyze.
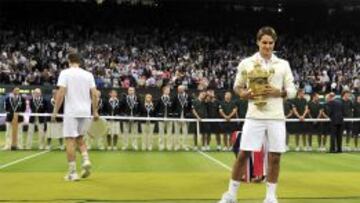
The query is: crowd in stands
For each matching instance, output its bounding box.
[1,23,360,94]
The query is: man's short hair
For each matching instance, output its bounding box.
[257,26,278,42]
[67,53,81,64]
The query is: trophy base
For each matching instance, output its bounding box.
[254,101,267,108]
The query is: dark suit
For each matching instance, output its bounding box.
[28,97,48,149]
[104,98,122,119]
[47,97,64,122]
[172,93,192,118]
[172,93,193,150]
[121,95,141,149]
[155,95,174,150]
[5,96,26,123]
[155,95,173,118]
[4,95,26,149]
[121,95,140,117]
[29,97,48,123]
[327,98,345,153]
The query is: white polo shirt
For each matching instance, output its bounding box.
[233,53,297,120]
[57,67,96,117]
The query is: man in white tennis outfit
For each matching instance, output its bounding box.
[218,26,297,203]
[52,53,99,181]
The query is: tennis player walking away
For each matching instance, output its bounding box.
[52,52,99,181]
[218,26,297,203]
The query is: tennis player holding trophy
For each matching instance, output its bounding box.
[218,26,297,203]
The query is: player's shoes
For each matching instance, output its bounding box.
[218,192,237,203]
[80,160,91,179]
[263,198,278,203]
[64,172,80,181]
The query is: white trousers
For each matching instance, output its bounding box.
[141,122,155,150]
[123,121,138,149]
[27,121,45,149]
[174,120,189,150]
[158,121,174,150]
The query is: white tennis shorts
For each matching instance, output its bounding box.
[63,117,90,138]
[240,119,286,153]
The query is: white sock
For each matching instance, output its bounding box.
[68,161,76,173]
[228,179,240,196]
[266,182,277,200]
[81,152,90,162]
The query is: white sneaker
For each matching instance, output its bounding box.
[2,146,10,151]
[148,146,152,151]
[263,198,278,203]
[308,147,313,152]
[80,160,91,179]
[113,146,118,151]
[122,146,128,151]
[201,146,206,151]
[217,146,222,151]
[133,145,138,151]
[218,192,237,203]
[206,146,211,151]
[193,146,198,151]
[64,172,80,181]
[99,146,105,151]
[59,145,65,151]
[295,147,300,152]
[107,146,112,151]
[45,145,51,150]
[222,147,228,152]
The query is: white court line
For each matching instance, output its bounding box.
[0,150,50,170]
[197,150,232,171]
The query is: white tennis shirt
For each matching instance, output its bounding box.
[57,67,96,117]
[233,52,297,120]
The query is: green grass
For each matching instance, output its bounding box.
[0,131,360,203]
